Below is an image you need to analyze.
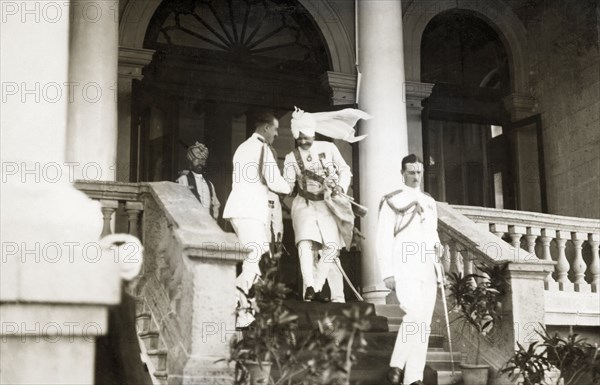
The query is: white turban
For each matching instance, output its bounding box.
[290,106,372,143]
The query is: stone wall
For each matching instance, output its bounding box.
[526,0,600,218]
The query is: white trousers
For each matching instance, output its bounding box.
[390,264,438,384]
[231,218,271,294]
[298,240,345,303]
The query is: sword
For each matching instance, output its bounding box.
[438,266,455,374]
[333,258,364,301]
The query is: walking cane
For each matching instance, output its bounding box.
[438,266,455,375]
[334,258,364,301]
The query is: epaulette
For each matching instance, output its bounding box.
[378,189,404,213]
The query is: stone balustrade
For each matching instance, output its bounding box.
[452,206,600,293]
[436,203,555,384]
[76,180,246,384]
[451,206,600,327]
[74,180,148,239]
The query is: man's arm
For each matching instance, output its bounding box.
[210,182,220,220]
[330,143,352,192]
[263,145,292,195]
[376,197,397,290]
[282,152,298,192]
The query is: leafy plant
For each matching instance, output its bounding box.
[501,324,600,385]
[226,256,371,385]
[446,262,507,365]
[538,325,600,385]
[283,306,371,385]
[229,256,298,383]
[500,341,551,385]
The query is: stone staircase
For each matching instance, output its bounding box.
[135,297,169,385]
[282,300,464,385]
[132,296,463,385]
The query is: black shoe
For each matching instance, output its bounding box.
[386,367,404,385]
[304,287,315,301]
[408,381,424,385]
[314,290,330,303]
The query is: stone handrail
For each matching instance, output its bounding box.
[436,203,555,385]
[452,205,600,294]
[74,180,148,239]
[75,180,247,383]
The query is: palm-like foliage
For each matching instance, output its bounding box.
[537,325,600,385]
[446,263,507,365]
[501,324,600,385]
[500,341,551,385]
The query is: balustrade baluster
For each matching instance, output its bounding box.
[490,223,508,239]
[525,227,541,257]
[555,230,572,291]
[540,229,556,289]
[508,225,526,251]
[571,232,588,292]
[125,201,144,239]
[589,233,599,293]
[99,200,118,238]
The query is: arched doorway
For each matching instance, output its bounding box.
[131,0,331,185]
[421,10,545,211]
[129,0,338,296]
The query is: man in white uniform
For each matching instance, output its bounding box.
[176,142,220,220]
[376,154,443,385]
[223,112,291,327]
[283,107,371,303]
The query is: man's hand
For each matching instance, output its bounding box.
[384,276,396,291]
[332,185,344,196]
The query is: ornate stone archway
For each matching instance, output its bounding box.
[115,0,357,181]
[118,0,355,74]
[403,0,530,96]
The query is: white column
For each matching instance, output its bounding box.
[117,47,155,182]
[66,0,120,181]
[358,0,408,304]
[1,2,125,384]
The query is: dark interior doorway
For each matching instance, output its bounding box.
[420,10,547,211]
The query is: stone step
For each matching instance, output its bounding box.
[363,332,445,350]
[424,367,463,385]
[147,349,168,372]
[283,300,389,331]
[134,296,147,315]
[138,330,160,350]
[153,370,168,385]
[136,312,152,333]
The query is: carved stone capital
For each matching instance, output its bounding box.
[503,93,537,120]
[320,71,357,105]
[404,81,434,111]
[118,46,155,81]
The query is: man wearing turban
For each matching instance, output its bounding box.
[283,107,370,303]
[177,142,220,220]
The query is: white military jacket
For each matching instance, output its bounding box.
[223,133,291,225]
[376,185,441,282]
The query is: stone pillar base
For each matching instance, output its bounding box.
[0,303,108,385]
